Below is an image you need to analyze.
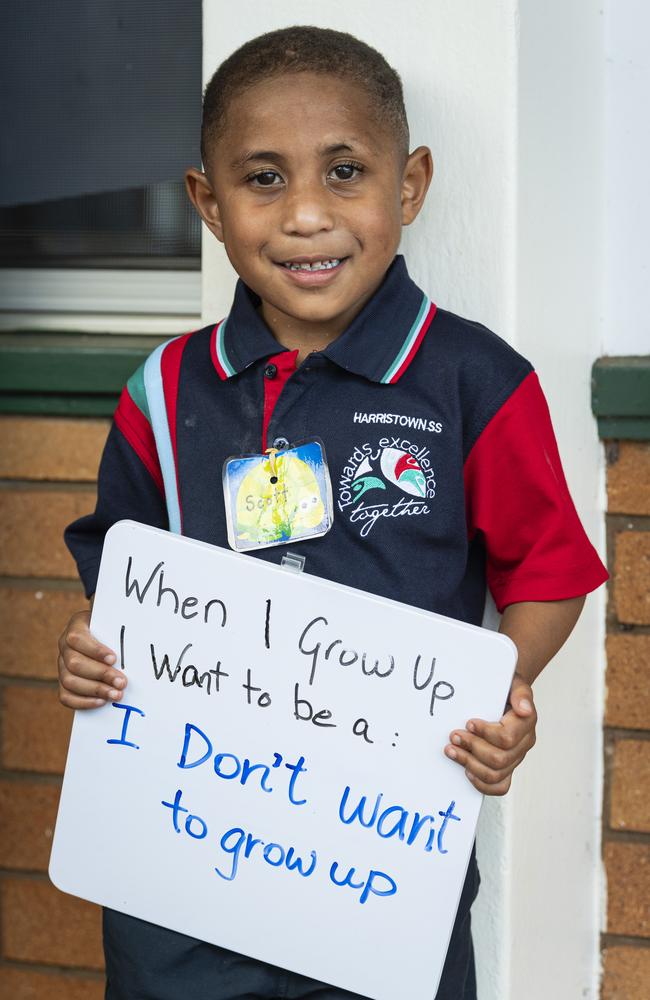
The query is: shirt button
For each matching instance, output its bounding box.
[273,436,290,449]
[264,363,278,379]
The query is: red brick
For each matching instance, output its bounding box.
[0,966,103,1000]
[605,634,650,730]
[605,842,650,938]
[2,686,72,775]
[0,489,95,579]
[610,741,650,833]
[607,441,650,516]
[613,532,650,625]
[0,416,108,482]
[0,587,87,680]
[0,779,60,871]
[1,876,104,968]
[602,945,650,1000]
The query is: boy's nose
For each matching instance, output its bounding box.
[280,183,335,237]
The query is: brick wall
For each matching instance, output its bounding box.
[0,416,108,999]
[602,441,650,999]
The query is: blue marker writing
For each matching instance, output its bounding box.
[215,827,253,882]
[106,703,145,750]
[329,862,397,904]
[338,786,382,828]
[329,862,366,892]
[359,870,397,905]
[177,722,212,769]
[161,788,207,839]
[437,800,461,854]
[285,755,308,806]
[214,825,318,882]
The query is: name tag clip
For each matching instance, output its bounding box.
[280,552,306,573]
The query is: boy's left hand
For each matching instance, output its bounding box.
[444,673,537,796]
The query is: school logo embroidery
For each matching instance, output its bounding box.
[337,437,436,538]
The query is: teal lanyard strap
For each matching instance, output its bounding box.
[143,340,182,534]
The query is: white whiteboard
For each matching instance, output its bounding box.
[50,520,516,1000]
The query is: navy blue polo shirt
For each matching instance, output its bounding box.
[65,256,607,620]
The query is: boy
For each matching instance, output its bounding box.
[58,25,607,1000]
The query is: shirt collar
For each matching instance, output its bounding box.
[210,255,436,384]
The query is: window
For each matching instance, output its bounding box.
[0,2,202,329]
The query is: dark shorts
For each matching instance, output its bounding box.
[104,851,479,1000]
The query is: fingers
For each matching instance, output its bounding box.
[461,708,537,752]
[58,610,125,710]
[58,654,126,705]
[448,726,534,772]
[444,734,528,792]
[464,675,537,749]
[58,610,116,665]
[465,772,513,796]
[507,673,535,718]
[444,691,538,796]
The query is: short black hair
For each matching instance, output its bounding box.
[201,25,409,166]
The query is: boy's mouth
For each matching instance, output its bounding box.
[280,257,345,272]
[275,255,349,288]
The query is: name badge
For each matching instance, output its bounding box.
[223,439,333,552]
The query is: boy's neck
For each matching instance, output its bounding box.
[259,275,388,364]
[260,303,347,365]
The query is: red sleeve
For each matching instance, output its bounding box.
[463,371,608,612]
[113,386,163,493]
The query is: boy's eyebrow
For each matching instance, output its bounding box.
[231,150,285,169]
[320,138,381,155]
[231,139,376,170]
[321,142,355,155]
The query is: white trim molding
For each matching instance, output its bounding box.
[0,267,201,320]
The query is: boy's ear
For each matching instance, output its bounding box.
[184,168,224,242]
[400,146,434,226]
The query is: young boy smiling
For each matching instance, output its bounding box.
[59,25,607,1000]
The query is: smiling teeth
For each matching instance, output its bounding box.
[283,259,341,271]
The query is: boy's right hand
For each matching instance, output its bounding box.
[57,611,126,709]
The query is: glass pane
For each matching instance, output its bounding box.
[0,181,200,270]
[1,2,202,271]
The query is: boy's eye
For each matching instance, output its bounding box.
[248,170,282,187]
[329,162,363,182]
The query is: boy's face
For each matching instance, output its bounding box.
[187,72,432,340]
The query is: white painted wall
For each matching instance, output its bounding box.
[604,0,650,356]
[201,3,607,997]
[511,4,606,998]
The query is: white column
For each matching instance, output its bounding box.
[603,0,650,355]
[509,3,606,997]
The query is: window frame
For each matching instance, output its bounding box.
[0,268,201,335]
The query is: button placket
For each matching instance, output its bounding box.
[266,368,316,451]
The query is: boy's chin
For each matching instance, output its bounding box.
[276,303,347,326]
